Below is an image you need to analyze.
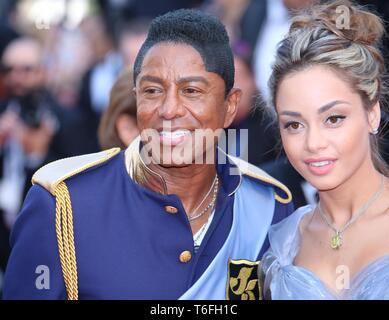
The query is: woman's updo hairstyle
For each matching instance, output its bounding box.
[269,0,388,175]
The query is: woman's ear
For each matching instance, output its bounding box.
[223,88,242,128]
[368,102,381,134]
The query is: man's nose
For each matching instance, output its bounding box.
[158,89,185,120]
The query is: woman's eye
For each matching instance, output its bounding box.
[284,122,302,131]
[326,115,346,125]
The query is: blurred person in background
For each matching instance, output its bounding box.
[226,48,278,166]
[201,0,251,43]
[43,24,95,110]
[240,0,316,101]
[78,15,123,153]
[0,0,19,294]
[98,69,138,150]
[233,47,317,208]
[0,37,55,282]
[118,19,150,69]
[0,37,59,227]
[0,36,86,251]
[97,19,149,150]
[237,0,319,209]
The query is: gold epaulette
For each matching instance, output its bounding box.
[31,147,121,300]
[227,155,292,205]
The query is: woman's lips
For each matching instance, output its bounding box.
[305,159,337,176]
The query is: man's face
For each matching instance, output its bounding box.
[2,42,44,97]
[135,42,240,167]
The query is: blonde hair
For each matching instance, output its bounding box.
[269,0,389,175]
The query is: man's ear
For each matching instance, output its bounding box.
[368,101,381,134]
[132,87,137,98]
[223,88,242,128]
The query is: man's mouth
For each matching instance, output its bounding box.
[159,129,192,146]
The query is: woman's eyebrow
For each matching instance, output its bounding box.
[318,100,350,114]
[279,100,350,117]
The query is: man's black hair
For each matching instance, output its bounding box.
[133,9,234,96]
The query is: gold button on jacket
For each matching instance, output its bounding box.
[179,251,192,263]
[165,206,178,214]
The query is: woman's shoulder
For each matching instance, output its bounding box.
[266,204,315,264]
[269,205,314,239]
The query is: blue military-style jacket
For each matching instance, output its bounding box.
[3,139,293,300]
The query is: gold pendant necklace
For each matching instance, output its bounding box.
[330,231,342,250]
[318,175,385,250]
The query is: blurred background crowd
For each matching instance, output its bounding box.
[0,0,389,294]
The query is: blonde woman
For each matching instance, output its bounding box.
[262,0,389,299]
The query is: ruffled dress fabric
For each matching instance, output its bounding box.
[262,205,389,300]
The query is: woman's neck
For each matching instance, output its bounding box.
[318,158,385,227]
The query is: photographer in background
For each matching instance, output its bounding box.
[0,37,76,281]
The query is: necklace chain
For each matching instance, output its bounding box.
[318,175,385,249]
[188,175,219,222]
[193,210,214,245]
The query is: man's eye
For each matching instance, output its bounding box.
[183,87,201,95]
[143,87,161,95]
[326,115,346,125]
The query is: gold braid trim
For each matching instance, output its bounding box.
[54,181,78,300]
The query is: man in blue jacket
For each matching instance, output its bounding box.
[3,9,293,300]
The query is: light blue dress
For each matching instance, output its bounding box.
[262,205,389,300]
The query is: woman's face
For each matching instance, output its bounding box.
[276,65,380,191]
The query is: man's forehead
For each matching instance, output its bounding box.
[138,65,221,86]
[138,43,213,80]
[142,42,205,67]
[136,41,228,90]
